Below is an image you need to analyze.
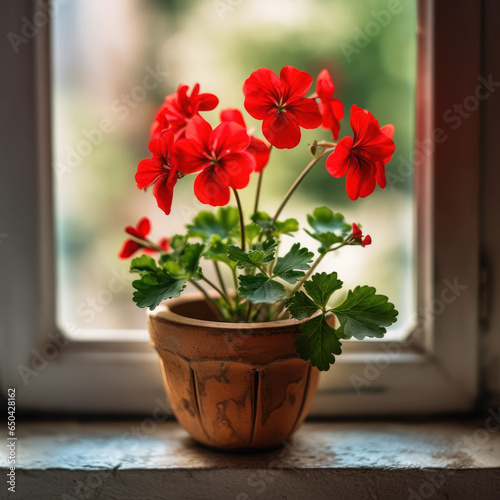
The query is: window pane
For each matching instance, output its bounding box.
[52,0,417,340]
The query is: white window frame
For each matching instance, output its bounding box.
[0,0,482,416]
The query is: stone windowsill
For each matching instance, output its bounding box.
[3,419,500,500]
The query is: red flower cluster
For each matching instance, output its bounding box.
[352,223,371,247]
[243,66,322,149]
[326,104,395,200]
[174,116,254,206]
[151,84,219,140]
[133,66,395,215]
[119,217,169,259]
[220,108,270,172]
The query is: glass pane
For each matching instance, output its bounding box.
[52,0,417,341]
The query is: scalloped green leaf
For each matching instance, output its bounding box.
[295,314,342,371]
[238,274,286,304]
[331,286,399,340]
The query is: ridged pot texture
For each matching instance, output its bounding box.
[147,294,319,450]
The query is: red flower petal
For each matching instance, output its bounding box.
[184,115,213,148]
[158,237,170,251]
[280,65,313,103]
[210,122,250,156]
[352,223,362,239]
[174,138,211,174]
[216,152,253,189]
[326,136,354,178]
[193,168,230,206]
[319,98,344,140]
[361,235,372,247]
[288,97,322,129]
[150,137,169,164]
[262,111,301,149]
[247,136,270,172]
[375,162,387,189]
[345,157,377,200]
[153,169,178,215]
[243,68,282,119]
[118,239,141,259]
[135,158,163,189]
[220,108,247,128]
[135,217,151,238]
[197,93,219,112]
[316,69,335,101]
[350,104,395,160]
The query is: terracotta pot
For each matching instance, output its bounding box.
[147,293,319,451]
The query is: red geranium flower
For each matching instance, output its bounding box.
[326,104,395,200]
[243,66,322,149]
[352,222,371,247]
[315,69,344,140]
[118,217,169,259]
[174,115,254,206]
[220,108,270,172]
[135,130,178,215]
[151,84,219,140]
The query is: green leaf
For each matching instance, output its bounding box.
[306,207,351,252]
[130,255,161,275]
[227,239,277,270]
[244,223,262,244]
[295,314,342,371]
[331,286,399,340]
[179,243,204,277]
[307,207,350,234]
[187,207,239,241]
[132,273,186,309]
[203,235,236,268]
[273,243,314,284]
[303,272,343,309]
[169,235,187,256]
[251,211,299,237]
[238,274,286,304]
[285,291,319,320]
[274,218,299,236]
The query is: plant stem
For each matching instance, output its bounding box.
[271,147,334,225]
[245,302,253,322]
[292,241,348,294]
[201,275,232,307]
[213,261,228,297]
[232,188,246,252]
[128,235,165,253]
[253,169,264,215]
[189,279,225,321]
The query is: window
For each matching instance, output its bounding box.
[0,0,480,415]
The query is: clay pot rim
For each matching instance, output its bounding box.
[147,292,315,332]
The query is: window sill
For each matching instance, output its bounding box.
[7,419,500,499]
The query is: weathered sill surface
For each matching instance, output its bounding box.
[2,420,500,500]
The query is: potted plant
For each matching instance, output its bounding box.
[119,65,398,450]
